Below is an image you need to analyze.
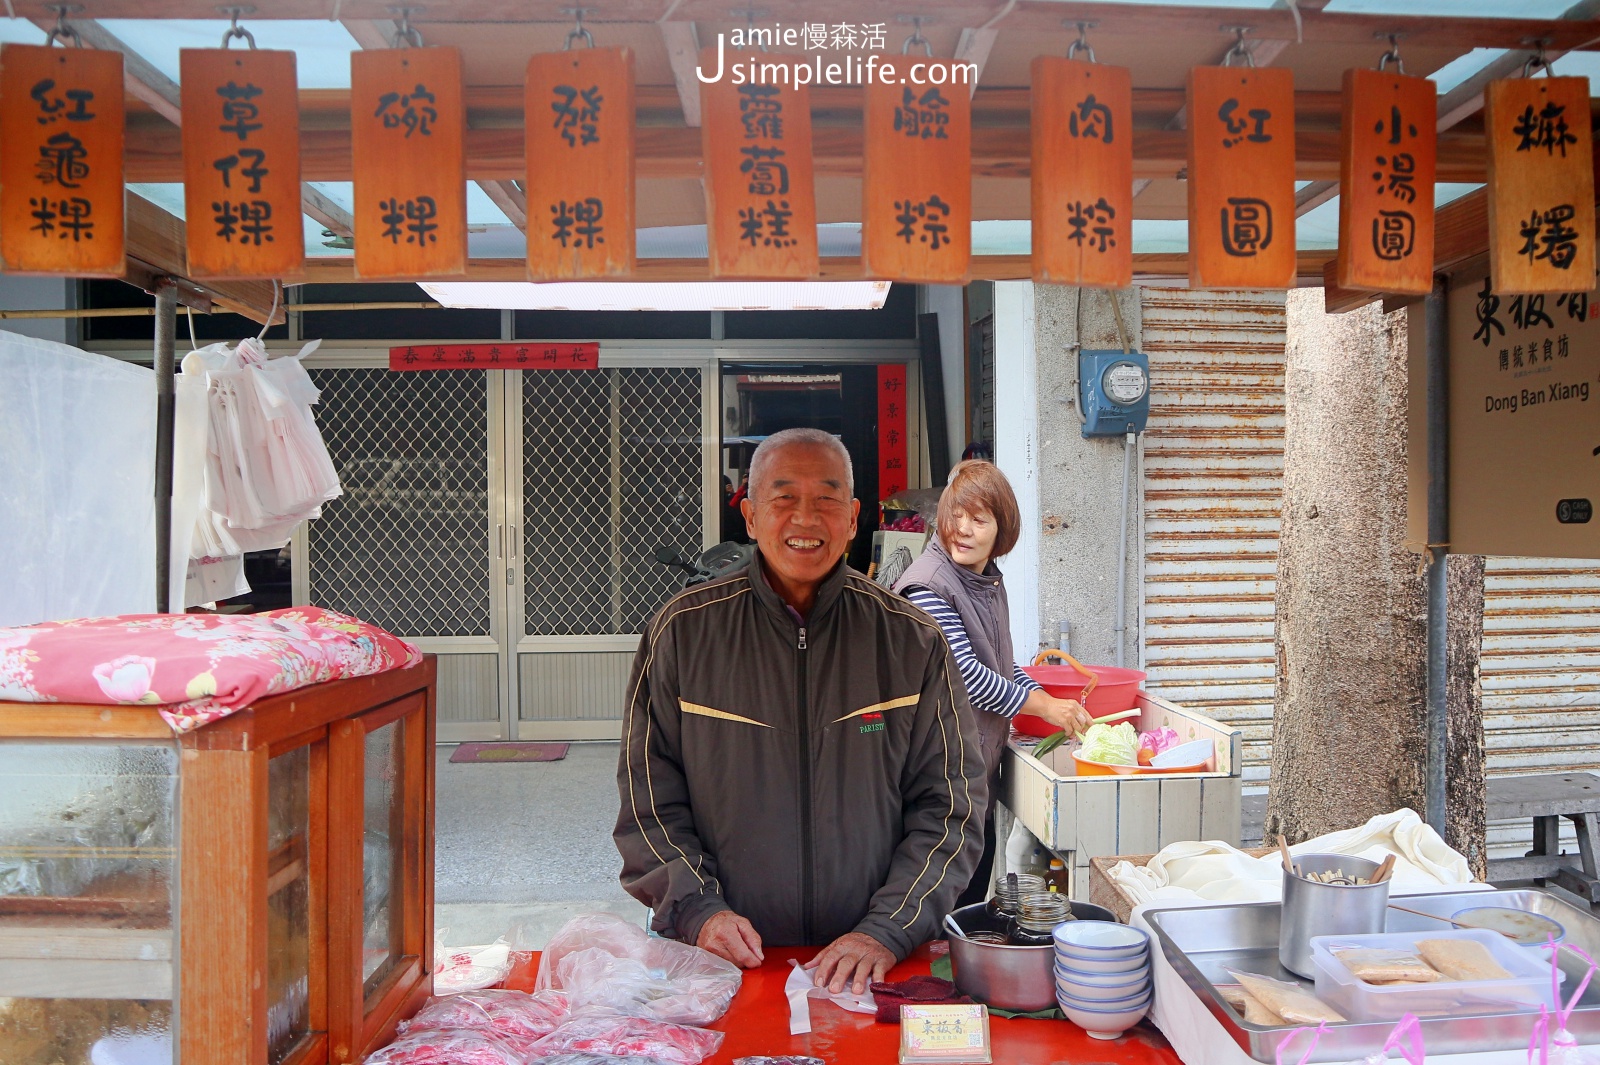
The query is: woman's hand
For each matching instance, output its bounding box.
[1022,690,1093,735]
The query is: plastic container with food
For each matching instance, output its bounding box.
[1310,928,1559,1022]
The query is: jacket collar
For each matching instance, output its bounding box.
[926,536,1003,591]
[748,549,850,623]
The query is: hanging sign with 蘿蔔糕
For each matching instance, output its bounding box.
[861,65,971,284]
[525,47,634,280]
[1336,66,1436,294]
[351,46,466,280]
[1031,55,1132,288]
[180,48,303,279]
[1187,64,1296,289]
[0,43,124,276]
[1485,74,1594,295]
[701,60,818,279]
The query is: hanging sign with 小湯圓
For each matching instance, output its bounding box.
[1031,56,1132,288]
[1336,67,1436,295]
[350,46,467,280]
[525,47,635,280]
[0,44,125,276]
[1186,65,1297,289]
[1485,74,1594,295]
[180,48,303,279]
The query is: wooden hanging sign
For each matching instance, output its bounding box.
[1031,56,1132,288]
[0,44,124,276]
[1336,68,1437,295]
[861,66,971,284]
[180,48,303,280]
[525,47,635,281]
[351,46,466,280]
[1485,75,1594,295]
[1186,65,1297,289]
[701,56,818,280]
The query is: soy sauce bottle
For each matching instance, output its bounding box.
[986,872,1044,940]
[1010,891,1072,946]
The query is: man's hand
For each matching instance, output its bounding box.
[696,910,765,968]
[803,931,895,995]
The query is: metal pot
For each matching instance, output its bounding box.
[1278,853,1390,978]
[947,901,1117,1011]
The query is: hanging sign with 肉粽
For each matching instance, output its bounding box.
[1186,65,1297,288]
[0,44,124,276]
[1031,55,1132,288]
[180,48,303,279]
[701,60,818,279]
[351,46,466,280]
[861,66,971,284]
[1485,74,1594,294]
[525,47,635,280]
[1336,66,1436,294]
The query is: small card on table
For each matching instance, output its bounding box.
[899,1003,992,1064]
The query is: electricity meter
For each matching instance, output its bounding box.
[1078,349,1150,438]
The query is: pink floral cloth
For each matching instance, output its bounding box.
[0,607,422,733]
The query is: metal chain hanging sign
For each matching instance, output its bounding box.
[350,16,467,280]
[0,18,125,276]
[180,11,304,279]
[1186,34,1296,289]
[1484,62,1594,295]
[1031,24,1132,288]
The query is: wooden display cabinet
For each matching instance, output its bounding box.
[0,657,436,1065]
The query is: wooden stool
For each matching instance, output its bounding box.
[1485,772,1600,903]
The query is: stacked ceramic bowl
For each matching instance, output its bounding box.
[1053,921,1153,1039]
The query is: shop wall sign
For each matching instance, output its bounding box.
[0,44,125,276]
[1336,67,1436,295]
[1031,56,1132,289]
[878,363,909,499]
[388,342,599,370]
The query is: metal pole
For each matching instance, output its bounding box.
[153,279,178,614]
[1113,430,1134,667]
[1425,275,1450,835]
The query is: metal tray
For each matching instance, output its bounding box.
[1144,890,1600,1062]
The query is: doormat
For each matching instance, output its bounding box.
[450,742,570,764]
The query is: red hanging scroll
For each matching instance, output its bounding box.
[878,363,909,500]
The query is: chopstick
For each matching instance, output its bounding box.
[1372,854,1397,884]
[1278,835,1296,877]
[1387,903,1454,924]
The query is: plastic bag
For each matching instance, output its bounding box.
[538,1056,674,1065]
[528,1013,724,1065]
[1343,1013,1424,1065]
[365,1029,525,1065]
[535,913,741,1025]
[400,989,570,1053]
[435,930,514,995]
[1531,942,1600,1065]
[1274,1022,1329,1065]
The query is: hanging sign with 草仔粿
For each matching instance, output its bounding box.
[351,45,467,280]
[1485,73,1594,294]
[1336,65,1436,294]
[0,43,124,276]
[525,46,635,280]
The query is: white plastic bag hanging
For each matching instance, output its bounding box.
[1275,1021,1329,1065]
[1530,942,1600,1065]
[1343,1013,1424,1065]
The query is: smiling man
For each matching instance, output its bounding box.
[615,428,986,994]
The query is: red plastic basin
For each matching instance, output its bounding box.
[1013,662,1148,737]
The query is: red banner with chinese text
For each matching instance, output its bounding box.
[388,343,598,370]
[877,363,908,501]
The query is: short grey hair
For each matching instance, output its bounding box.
[748,428,854,498]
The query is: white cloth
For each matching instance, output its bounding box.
[784,958,876,1034]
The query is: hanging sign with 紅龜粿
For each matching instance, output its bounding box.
[525,47,634,280]
[1186,65,1296,288]
[180,48,303,279]
[0,44,124,276]
[1336,67,1436,294]
[701,61,818,279]
[1485,74,1594,295]
[351,46,466,280]
[861,67,971,284]
[878,363,909,499]
[1031,56,1132,288]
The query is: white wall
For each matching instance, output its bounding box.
[991,281,1040,663]
[0,277,76,346]
[920,284,967,473]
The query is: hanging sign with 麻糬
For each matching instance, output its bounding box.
[1186,64,1297,288]
[1031,53,1132,288]
[861,64,972,284]
[1485,73,1594,295]
[181,48,303,279]
[525,47,635,280]
[0,43,124,276]
[351,46,467,280]
[701,61,818,279]
[1336,65,1436,294]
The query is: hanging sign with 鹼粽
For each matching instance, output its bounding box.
[0,44,124,276]
[701,62,818,279]
[1336,67,1436,294]
[180,48,303,279]
[351,46,466,280]
[525,47,635,280]
[1031,56,1132,288]
[1186,65,1297,288]
[1485,74,1594,294]
[862,67,971,284]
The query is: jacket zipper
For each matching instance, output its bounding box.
[796,624,814,944]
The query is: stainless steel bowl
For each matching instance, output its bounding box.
[947,900,1116,1012]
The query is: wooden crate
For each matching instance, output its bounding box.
[1088,847,1276,923]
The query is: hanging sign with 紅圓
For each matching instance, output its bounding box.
[862,66,971,284]
[1336,67,1436,295]
[1031,56,1132,288]
[0,44,124,276]
[701,61,818,279]
[525,47,635,280]
[1186,65,1297,288]
[1485,74,1594,295]
[181,48,303,279]
[351,46,466,280]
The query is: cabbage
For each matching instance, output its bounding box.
[1139,727,1180,757]
[1079,722,1140,766]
